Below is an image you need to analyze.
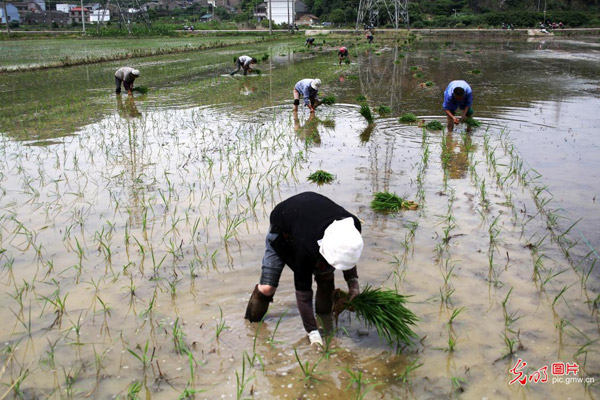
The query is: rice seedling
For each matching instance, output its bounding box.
[333,286,418,347]
[131,86,149,94]
[127,380,142,399]
[398,358,423,383]
[215,305,229,340]
[307,170,335,185]
[412,72,424,79]
[356,94,367,102]
[425,81,434,87]
[371,191,418,212]
[235,354,254,400]
[471,69,481,74]
[344,367,379,399]
[293,347,322,384]
[425,121,443,131]
[464,117,481,127]
[376,105,391,115]
[359,103,374,123]
[127,339,153,372]
[451,376,466,394]
[321,95,336,105]
[261,53,269,61]
[399,113,417,123]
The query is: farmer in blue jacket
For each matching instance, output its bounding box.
[293,78,321,113]
[443,80,473,132]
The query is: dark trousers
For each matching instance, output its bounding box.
[230,60,248,76]
[115,77,132,94]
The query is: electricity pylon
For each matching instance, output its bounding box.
[356,0,409,30]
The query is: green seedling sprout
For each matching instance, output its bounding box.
[376,105,391,115]
[371,191,418,212]
[359,103,374,123]
[307,170,335,185]
[321,95,336,105]
[293,347,322,383]
[425,120,443,131]
[399,113,417,123]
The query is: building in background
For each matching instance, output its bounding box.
[90,8,110,22]
[69,6,90,22]
[254,0,297,25]
[56,3,77,13]
[25,9,71,25]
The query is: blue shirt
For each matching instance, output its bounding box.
[443,80,473,111]
[295,79,318,106]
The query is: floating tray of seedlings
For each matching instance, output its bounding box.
[371,191,418,212]
[307,170,335,185]
[333,286,418,346]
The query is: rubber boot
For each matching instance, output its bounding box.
[315,274,335,315]
[244,284,273,322]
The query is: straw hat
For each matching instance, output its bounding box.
[311,79,321,90]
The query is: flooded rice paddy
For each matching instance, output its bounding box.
[0,36,599,399]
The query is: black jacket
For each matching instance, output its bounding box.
[269,192,361,291]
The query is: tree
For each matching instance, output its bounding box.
[329,8,345,24]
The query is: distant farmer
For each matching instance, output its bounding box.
[366,31,374,44]
[338,46,349,65]
[244,192,363,346]
[230,55,257,76]
[293,78,321,113]
[305,37,315,48]
[443,80,473,133]
[115,67,140,96]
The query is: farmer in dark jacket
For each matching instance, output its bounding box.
[305,37,315,48]
[245,192,363,346]
[115,67,140,95]
[230,55,257,76]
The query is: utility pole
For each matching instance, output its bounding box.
[2,1,11,34]
[268,0,272,35]
[287,0,290,33]
[80,0,86,33]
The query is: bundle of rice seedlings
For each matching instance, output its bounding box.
[425,81,434,87]
[409,66,419,71]
[261,53,269,61]
[321,118,335,128]
[371,191,418,212]
[413,72,424,79]
[321,95,336,105]
[344,58,351,65]
[464,117,481,127]
[252,68,262,75]
[359,103,374,123]
[333,286,418,346]
[377,105,391,115]
[132,86,149,94]
[426,120,443,131]
[356,94,367,102]
[399,113,417,123]
[471,69,481,74]
[307,170,335,184]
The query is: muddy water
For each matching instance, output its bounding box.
[0,37,599,399]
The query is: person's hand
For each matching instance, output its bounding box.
[347,278,360,301]
[453,116,460,125]
[127,90,133,96]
